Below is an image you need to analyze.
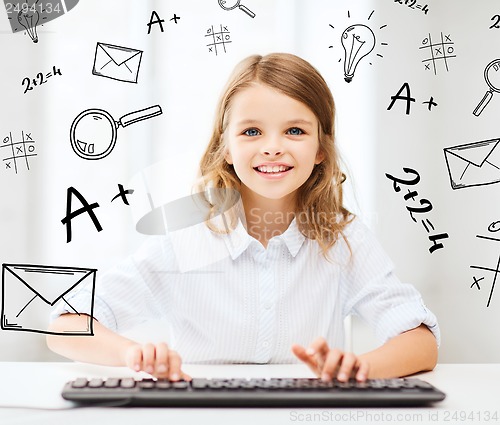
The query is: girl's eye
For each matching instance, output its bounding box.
[287,127,304,136]
[243,128,261,137]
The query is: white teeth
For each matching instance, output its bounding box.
[257,165,291,173]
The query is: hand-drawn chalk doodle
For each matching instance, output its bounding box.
[341,24,375,83]
[218,0,255,18]
[490,15,500,30]
[146,10,180,32]
[387,82,415,115]
[385,167,449,253]
[1,263,96,335]
[111,184,134,205]
[443,138,500,190]
[61,184,134,242]
[473,59,500,116]
[393,0,429,15]
[16,4,40,43]
[419,32,456,75]
[69,105,162,160]
[470,222,500,307]
[92,43,143,84]
[328,10,387,83]
[205,24,232,55]
[4,0,79,43]
[1,131,37,173]
[61,186,103,243]
[387,82,438,114]
[22,65,62,94]
[422,96,438,110]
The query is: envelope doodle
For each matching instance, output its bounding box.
[1,263,96,335]
[443,138,500,190]
[92,42,143,83]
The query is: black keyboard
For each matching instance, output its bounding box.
[61,377,446,407]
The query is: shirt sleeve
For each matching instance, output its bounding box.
[339,218,441,346]
[50,235,176,332]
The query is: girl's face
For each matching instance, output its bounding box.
[224,83,324,203]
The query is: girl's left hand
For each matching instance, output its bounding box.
[291,337,370,382]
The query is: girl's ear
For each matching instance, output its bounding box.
[315,149,325,165]
[225,149,233,165]
[222,133,233,164]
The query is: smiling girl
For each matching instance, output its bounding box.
[48,53,439,384]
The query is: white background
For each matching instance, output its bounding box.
[0,0,499,363]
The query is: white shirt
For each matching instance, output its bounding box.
[52,217,440,364]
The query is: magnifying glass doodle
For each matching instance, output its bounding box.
[473,59,500,116]
[69,105,162,160]
[218,0,255,18]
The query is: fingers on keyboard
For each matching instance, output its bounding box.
[125,343,190,381]
[291,344,321,377]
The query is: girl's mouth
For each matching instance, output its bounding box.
[253,165,293,174]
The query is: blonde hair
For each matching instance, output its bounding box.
[198,53,352,255]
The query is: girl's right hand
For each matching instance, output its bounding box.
[124,342,191,381]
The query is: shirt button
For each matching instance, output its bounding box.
[263,302,272,310]
[262,340,269,348]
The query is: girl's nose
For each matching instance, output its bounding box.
[261,135,283,156]
[263,148,282,156]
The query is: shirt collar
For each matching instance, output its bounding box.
[278,218,307,257]
[224,218,306,260]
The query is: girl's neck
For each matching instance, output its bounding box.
[240,186,296,248]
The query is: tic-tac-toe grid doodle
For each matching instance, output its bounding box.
[205,24,232,55]
[1,131,37,173]
[470,235,500,307]
[419,32,456,75]
[470,229,500,308]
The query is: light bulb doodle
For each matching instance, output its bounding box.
[473,59,500,117]
[17,7,40,43]
[341,24,375,83]
[329,10,387,83]
[6,1,80,43]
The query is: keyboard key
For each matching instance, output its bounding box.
[191,379,209,389]
[139,380,155,389]
[207,381,224,389]
[155,380,171,390]
[87,378,104,388]
[171,381,189,390]
[71,378,88,388]
[119,378,136,388]
[104,378,120,388]
[386,379,405,389]
[354,381,369,389]
[334,381,352,389]
[368,380,385,389]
